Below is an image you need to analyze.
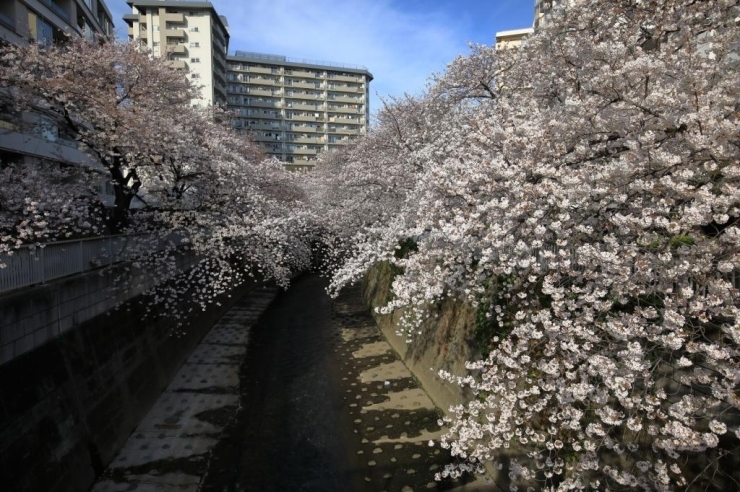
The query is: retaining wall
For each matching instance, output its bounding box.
[362,262,481,414]
[0,270,260,492]
[0,252,197,366]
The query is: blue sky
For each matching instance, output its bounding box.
[108,0,534,112]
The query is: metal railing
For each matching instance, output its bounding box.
[231,50,369,72]
[0,234,185,294]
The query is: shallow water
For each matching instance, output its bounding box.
[201,274,470,492]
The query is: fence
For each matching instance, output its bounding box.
[0,234,185,294]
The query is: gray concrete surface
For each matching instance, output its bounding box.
[91,287,277,492]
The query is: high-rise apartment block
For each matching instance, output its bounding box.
[123,2,372,166]
[124,0,229,107]
[0,0,112,46]
[227,51,373,168]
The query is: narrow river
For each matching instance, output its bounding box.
[200,274,473,492]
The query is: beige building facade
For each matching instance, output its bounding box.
[495,27,534,50]
[227,51,373,168]
[124,0,229,107]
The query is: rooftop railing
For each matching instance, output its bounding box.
[231,50,369,72]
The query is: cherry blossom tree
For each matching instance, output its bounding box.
[312,0,740,489]
[0,36,313,310]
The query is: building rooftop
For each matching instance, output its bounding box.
[229,51,373,81]
[125,0,229,36]
[495,27,535,38]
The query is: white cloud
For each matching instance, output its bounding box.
[223,0,466,110]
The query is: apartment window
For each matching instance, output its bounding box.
[153,41,160,47]
[191,57,200,63]
[191,73,200,79]
[32,15,54,45]
[189,27,199,32]
[189,42,199,48]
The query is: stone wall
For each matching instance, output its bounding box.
[0,273,261,492]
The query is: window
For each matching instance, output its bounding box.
[191,73,200,79]
[189,27,199,32]
[189,42,199,48]
[32,15,54,45]
[190,57,200,63]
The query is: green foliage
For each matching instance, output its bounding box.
[474,276,514,358]
[669,234,695,248]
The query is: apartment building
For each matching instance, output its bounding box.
[0,0,112,47]
[124,0,229,107]
[227,51,373,168]
[0,0,114,202]
[495,28,534,50]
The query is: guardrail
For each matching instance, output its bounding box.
[0,234,185,294]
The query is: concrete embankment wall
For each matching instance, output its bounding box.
[362,262,480,414]
[0,271,261,492]
[363,263,506,489]
[0,252,198,366]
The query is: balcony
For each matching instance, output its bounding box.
[246,123,284,131]
[164,28,186,39]
[329,116,362,125]
[165,44,187,55]
[212,24,226,45]
[288,125,319,133]
[163,12,185,23]
[286,81,323,90]
[327,84,364,93]
[327,74,362,83]
[286,69,320,78]
[247,77,281,86]
[165,60,187,70]
[288,115,323,122]
[285,92,323,101]
[328,106,361,114]
[248,66,275,75]
[248,89,279,97]
[252,112,282,120]
[211,33,225,51]
[289,136,324,145]
[247,100,281,108]
[139,28,148,40]
[330,127,361,135]
[288,147,319,155]
[254,134,283,142]
[286,102,324,111]
[328,94,363,104]
[122,13,140,25]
